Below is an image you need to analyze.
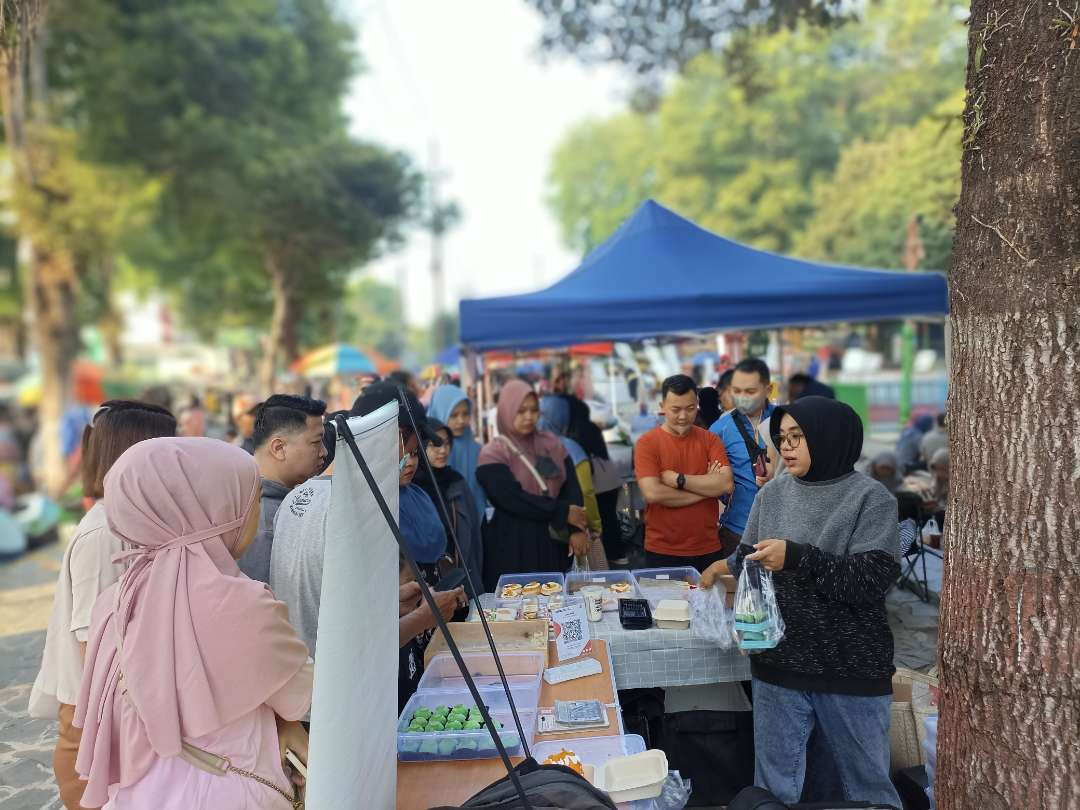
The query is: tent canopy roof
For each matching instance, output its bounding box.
[460,200,948,351]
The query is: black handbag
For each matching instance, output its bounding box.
[430,760,617,810]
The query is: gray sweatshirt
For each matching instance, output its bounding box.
[237,478,293,585]
[730,470,900,696]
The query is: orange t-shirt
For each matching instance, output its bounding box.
[634,425,729,556]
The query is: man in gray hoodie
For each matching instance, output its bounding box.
[237,394,328,584]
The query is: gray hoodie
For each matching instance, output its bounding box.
[237,478,293,584]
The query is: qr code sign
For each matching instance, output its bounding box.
[560,617,583,643]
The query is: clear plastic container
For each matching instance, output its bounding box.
[495,572,567,604]
[566,570,638,611]
[397,689,536,762]
[631,567,701,610]
[493,593,585,622]
[418,651,543,714]
[532,735,657,809]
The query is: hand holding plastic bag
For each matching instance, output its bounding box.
[689,585,736,648]
[734,559,785,652]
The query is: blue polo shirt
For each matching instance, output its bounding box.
[710,404,776,535]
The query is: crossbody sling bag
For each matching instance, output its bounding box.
[492,435,571,543]
[723,411,768,532]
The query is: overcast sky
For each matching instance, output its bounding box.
[341,0,628,326]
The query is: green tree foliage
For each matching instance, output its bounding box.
[797,93,964,271]
[525,0,852,77]
[338,276,407,361]
[545,0,967,266]
[548,113,658,253]
[50,0,420,382]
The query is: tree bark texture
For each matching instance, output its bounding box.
[31,243,77,496]
[261,250,300,394]
[939,1,1079,808]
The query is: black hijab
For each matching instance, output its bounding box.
[413,418,465,536]
[697,387,721,428]
[565,395,609,461]
[770,396,863,483]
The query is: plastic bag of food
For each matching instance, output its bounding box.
[733,559,785,652]
[689,585,736,648]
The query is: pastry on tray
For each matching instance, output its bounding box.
[540,581,562,596]
[609,582,631,594]
[521,581,542,596]
[500,583,523,598]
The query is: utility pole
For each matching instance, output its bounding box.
[425,140,460,350]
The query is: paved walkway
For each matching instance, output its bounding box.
[0,542,65,810]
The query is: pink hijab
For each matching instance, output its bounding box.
[73,437,309,807]
[479,379,568,496]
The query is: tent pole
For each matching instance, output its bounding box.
[775,328,785,402]
[608,354,618,421]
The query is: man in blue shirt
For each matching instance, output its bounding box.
[710,358,776,555]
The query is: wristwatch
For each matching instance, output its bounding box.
[676,473,686,490]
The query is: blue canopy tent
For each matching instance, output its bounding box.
[460,200,948,350]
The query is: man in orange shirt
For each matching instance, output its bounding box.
[634,374,734,571]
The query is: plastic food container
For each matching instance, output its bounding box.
[418,651,543,713]
[495,572,567,604]
[652,598,691,630]
[631,567,701,610]
[566,570,639,611]
[591,749,668,804]
[533,735,655,810]
[494,593,584,622]
[397,690,536,762]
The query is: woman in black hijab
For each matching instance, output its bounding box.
[413,419,484,594]
[700,396,901,807]
[565,395,628,565]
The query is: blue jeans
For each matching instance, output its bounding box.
[752,678,901,807]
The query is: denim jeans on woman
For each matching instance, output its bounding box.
[752,678,902,808]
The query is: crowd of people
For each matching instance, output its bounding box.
[627,358,940,806]
[20,354,945,808]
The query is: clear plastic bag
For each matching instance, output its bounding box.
[654,770,692,810]
[689,585,736,648]
[734,559,785,652]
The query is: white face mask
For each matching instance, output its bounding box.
[733,394,765,415]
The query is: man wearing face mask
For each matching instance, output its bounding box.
[710,358,777,555]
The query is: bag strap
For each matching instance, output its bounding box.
[333,413,535,810]
[730,411,765,462]
[493,435,550,495]
[178,742,302,808]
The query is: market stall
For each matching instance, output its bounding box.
[472,593,750,690]
[396,639,631,810]
[459,199,948,352]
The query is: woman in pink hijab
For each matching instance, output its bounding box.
[476,380,590,591]
[74,437,312,809]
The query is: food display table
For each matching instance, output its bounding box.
[472,594,751,690]
[396,639,622,810]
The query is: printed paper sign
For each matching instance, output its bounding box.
[552,601,592,661]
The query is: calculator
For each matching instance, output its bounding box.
[619,598,653,630]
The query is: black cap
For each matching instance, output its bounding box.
[350,381,443,446]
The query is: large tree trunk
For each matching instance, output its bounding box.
[261,250,300,394]
[1,5,80,498]
[938,2,1079,808]
[31,244,78,496]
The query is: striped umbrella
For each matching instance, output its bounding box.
[294,344,377,378]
